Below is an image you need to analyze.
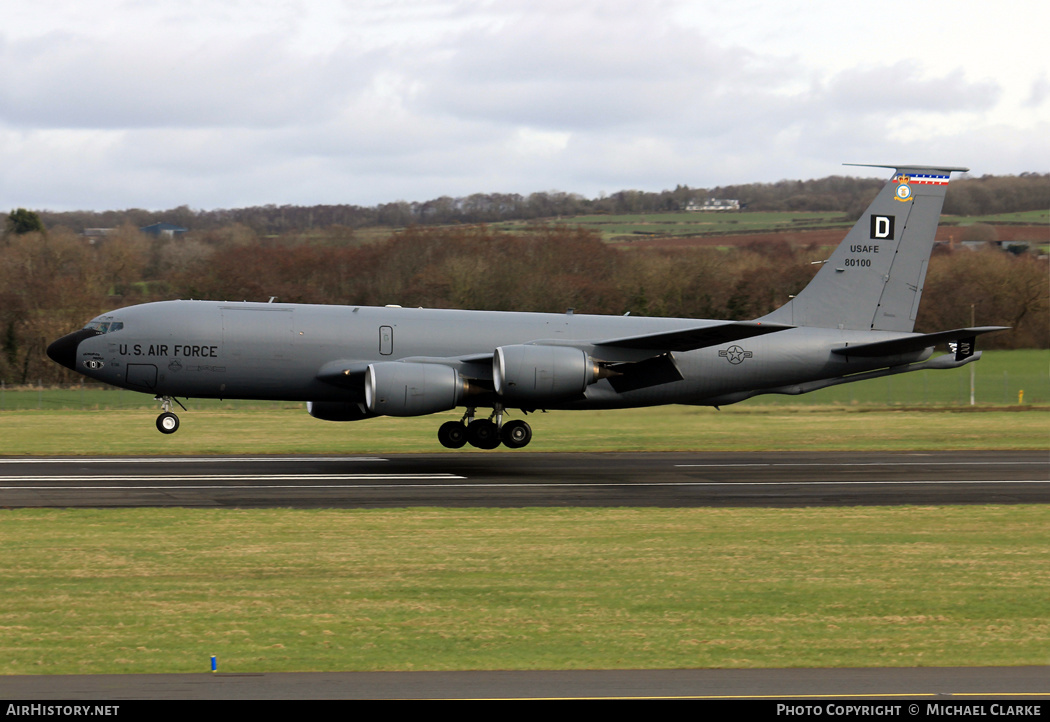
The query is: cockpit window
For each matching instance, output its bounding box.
[85,321,124,334]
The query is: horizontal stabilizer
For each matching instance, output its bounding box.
[842,163,970,172]
[832,327,1008,358]
[595,321,791,353]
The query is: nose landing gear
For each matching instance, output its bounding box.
[154,396,187,434]
[157,411,179,434]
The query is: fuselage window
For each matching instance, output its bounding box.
[85,321,124,334]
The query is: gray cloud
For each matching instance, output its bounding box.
[0,0,1044,211]
[0,30,376,130]
[1025,74,1049,108]
[820,64,1000,116]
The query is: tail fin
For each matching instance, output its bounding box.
[759,164,967,332]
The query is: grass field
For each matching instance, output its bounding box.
[350,209,1047,246]
[942,209,1050,226]
[1,505,1047,674]
[495,211,853,241]
[1,406,1048,456]
[489,210,1049,243]
[1,352,1045,676]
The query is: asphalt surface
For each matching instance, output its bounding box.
[0,450,1047,508]
[1,667,1047,700]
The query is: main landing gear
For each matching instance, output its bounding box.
[154,395,187,434]
[437,406,533,450]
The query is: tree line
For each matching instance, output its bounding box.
[29,172,1049,235]
[3,221,1046,386]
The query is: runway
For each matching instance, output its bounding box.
[1,666,1048,700]
[0,450,1046,508]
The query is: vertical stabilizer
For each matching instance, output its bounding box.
[759,164,967,332]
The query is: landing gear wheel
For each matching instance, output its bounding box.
[467,419,501,449]
[500,419,532,449]
[156,412,180,434]
[437,421,468,449]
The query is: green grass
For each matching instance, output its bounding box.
[0,406,1047,456]
[1,506,1047,674]
[490,211,1048,243]
[495,211,852,241]
[942,210,1050,225]
[754,349,1049,406]
[353,209,1047,246]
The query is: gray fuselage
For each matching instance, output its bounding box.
[69,299,927,410]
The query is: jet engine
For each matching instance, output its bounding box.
[306,401,375,422]
[365,361,471,416]
[493,344,608,402]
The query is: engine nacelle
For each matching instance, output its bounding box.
[493,344,600,402]
[307,401,375,422]
[365,362,466,416]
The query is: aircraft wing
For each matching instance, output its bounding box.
[593,321,792,353]
[832,327,1008,359]
[315,324,793,388]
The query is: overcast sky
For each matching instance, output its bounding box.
[1,0,1046,212]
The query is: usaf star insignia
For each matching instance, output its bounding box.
[719,345,753,364]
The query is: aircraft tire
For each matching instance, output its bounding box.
[467,419,501,449]
[156,412,180,434]
[500,419,532,449]
[437,421,468,449]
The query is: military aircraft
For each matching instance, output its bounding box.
[48,164,1005,449]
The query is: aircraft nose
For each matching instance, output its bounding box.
[46,329,99,371]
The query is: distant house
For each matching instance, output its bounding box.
[686,198,740,212]
[140,223,188,238]
[959,240,1034,254]
[82,228,117,241]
